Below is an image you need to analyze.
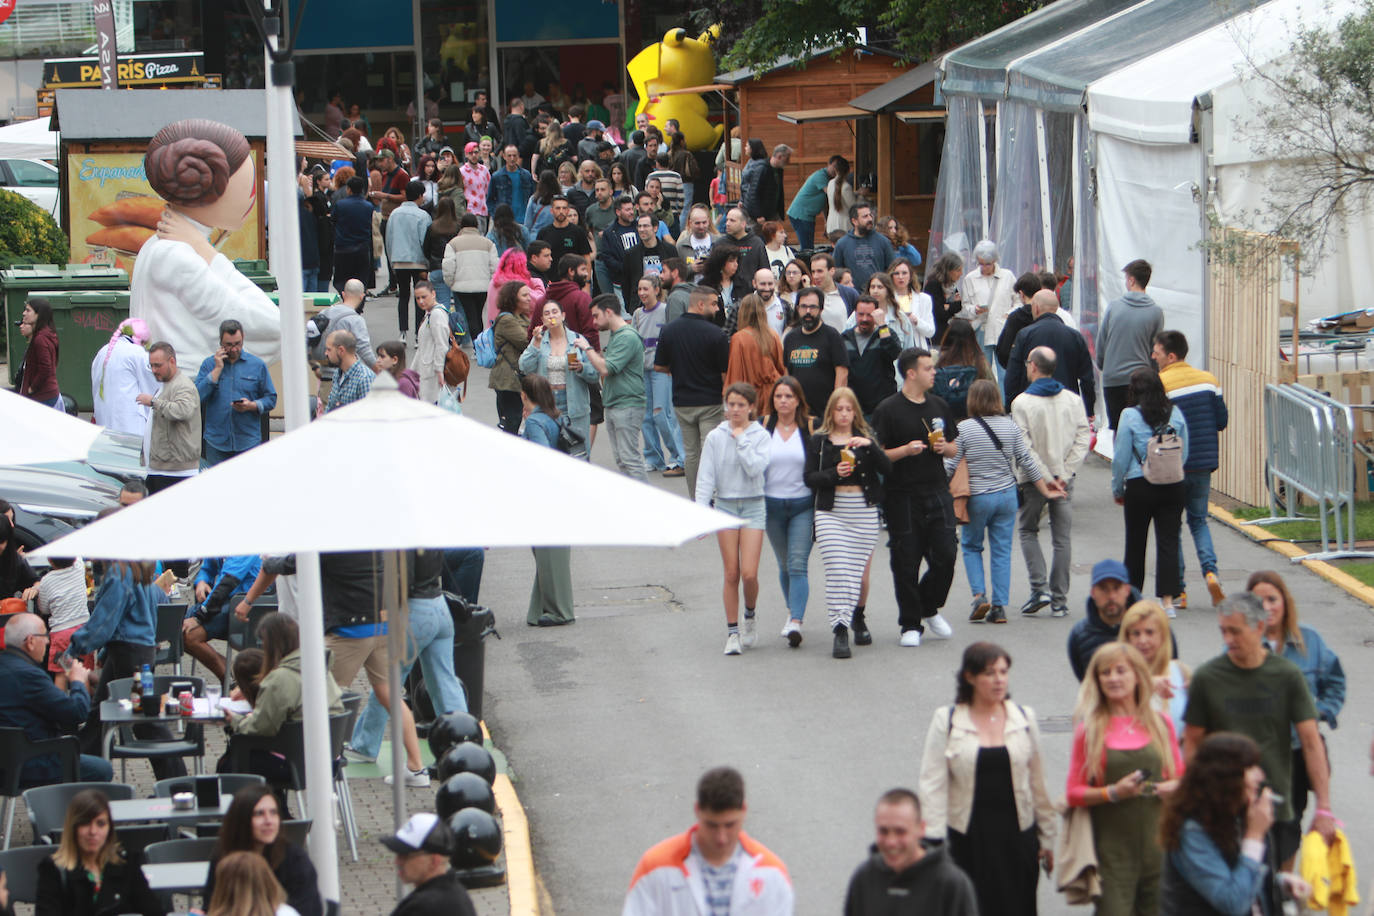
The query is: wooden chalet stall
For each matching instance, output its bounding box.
[715,49,941,251]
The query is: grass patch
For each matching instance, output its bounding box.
[1339,562,1374,587]
[1228,501,1374,543]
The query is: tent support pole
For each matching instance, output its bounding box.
[257,0,339,903]
[384,549,410,902]
[1071,113,1082,318]
[1035,108,1054,269]
[977,98,990,241]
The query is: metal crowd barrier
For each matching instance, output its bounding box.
[1253,383,1374,561]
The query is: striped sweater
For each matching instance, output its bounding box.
[944,414,1046,495]
[1159,361,1228,472]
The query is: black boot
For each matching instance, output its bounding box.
[832,624,852,659]
[852,607,872,646]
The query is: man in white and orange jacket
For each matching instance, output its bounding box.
[623,766,793,915]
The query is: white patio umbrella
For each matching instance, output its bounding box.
[32,374,741,899]
[1,387,104,465]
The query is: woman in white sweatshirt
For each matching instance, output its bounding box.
[695,382,771,657]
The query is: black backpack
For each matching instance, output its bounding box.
[933,365,979,414]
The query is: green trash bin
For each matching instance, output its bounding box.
[232,259,278,292]
[13,290,131,412]
[2,264,128,393]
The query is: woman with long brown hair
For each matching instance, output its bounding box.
[1067,642,1183,916]
[15,297,61,407]
[725,294,785,416]
[1158,733,1270,915]
[35,789,163,916]
[1246,570,1344,830]
[763,376,813,647]
[203,785,320,916]
[932,317,994,422]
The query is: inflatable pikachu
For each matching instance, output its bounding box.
[627,26,725,151]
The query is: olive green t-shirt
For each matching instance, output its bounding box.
[1184,651,1316,822]
[600,325,646,409]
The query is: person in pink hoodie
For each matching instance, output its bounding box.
[484,248,546,330]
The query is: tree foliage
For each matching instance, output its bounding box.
[0,190,68,270]
[689,0,1047,70]
[1234,0,1374,262]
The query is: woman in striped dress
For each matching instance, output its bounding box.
[804,387,891,659]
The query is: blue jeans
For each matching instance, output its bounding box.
[788,215,816,252]
[680,181,695,213]
[80,754,114,781]
[302,268,319,292]
[962,486,1018,606]
[765,495,813,621]
[642,369,685,470]
[441,548,485,602]
[203,442,250,467]
[594,261,624,308]
[1178,470,1218,589]
[350,595,468,758]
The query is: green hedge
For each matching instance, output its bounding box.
[0,189,69,354]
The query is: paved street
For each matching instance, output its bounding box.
[441,373,1374,915]
[353,298,1374,915]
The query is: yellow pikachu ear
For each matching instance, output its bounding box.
[698,24,721,44]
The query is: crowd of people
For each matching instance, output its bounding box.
[5,83,1366,916]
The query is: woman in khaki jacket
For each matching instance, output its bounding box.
[919,641,1057,916]
[488,280,532,434]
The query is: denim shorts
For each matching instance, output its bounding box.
[714,496,767,530]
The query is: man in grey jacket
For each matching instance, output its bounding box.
[314,279,376,386]
[1096,258,1164,430]
[139,341,201,493]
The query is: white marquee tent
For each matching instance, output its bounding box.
[0,116,58,159]
[929,0,1369,375]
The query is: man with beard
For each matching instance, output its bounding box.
[623,214,677,308]
[833,201,894,290]
[540,254,598,350]
[714,207,766,280]
[752,267,789,337]
[842,297,902,421]
[324,329,375,412]
[596,197,639,307]
[663,258,696,322]
[782,287,849,422]
[1067,559,1142,680]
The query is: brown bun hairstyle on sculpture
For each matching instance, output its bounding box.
[144,119,251,206]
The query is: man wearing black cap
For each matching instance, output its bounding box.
[382,812,477,916]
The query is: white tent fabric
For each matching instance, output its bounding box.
[1086,0,1371,328]
[0,388,104,466]
[0,117,59,160]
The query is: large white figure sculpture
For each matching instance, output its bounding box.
[130,119,280,369]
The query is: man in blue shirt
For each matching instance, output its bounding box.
[195,320,276,465]
[486,143,535,216]
[182,554,262,684]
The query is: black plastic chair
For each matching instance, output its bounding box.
[143,835,218,864]
[280,817,312,847]
[22,781,136,845]
[0,844,58,903]
[224,712,358,860]
[153,773,265,799]
[0,726,78,849]
[105,676,207,781]
[110,822,172,861]
[152,602,189,674]
[223,601,276,682]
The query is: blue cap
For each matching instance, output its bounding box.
[1090,559,1130,587]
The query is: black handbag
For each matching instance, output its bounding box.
[555,415,586,455]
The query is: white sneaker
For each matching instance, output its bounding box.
[926,613,953,639]
[899,629,922,648]
[780,619,802,648]
[384,768,431,787]
[1164,604,1178,619]
[741,615,758,648]
[723,632,742,655]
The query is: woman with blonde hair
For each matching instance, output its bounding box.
[35,789,163,916]
[1246,569,1344,829]
[1067,642,1184,916]
[1119,600,1189,737]
[725,294,785,415]
[206,851,300,916]
[804,387,891,658]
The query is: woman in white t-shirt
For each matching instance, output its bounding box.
[824,157,855,242]
[763,377,814,647]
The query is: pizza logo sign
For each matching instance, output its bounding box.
[0,0,15,26]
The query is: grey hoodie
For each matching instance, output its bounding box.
[1095,290,1164,386]
[694,420,771,504]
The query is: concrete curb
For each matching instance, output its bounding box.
[1208,503,1374,606]
[484,722,541,916]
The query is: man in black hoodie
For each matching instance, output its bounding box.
[1067,559,1142,681]
[844,788,977,916]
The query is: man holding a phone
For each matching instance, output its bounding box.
[194,319,277,466]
